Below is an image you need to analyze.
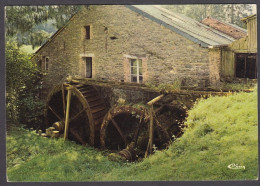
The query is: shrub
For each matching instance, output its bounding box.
[6,41,44,128]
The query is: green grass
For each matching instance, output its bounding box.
[7,88,258,181]
[219,82,256,91]
[6,127,125,181]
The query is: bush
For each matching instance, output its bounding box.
[6,41,44,128]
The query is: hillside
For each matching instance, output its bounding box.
[6,88,258,181]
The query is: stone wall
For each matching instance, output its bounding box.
[94,83,200,110]
[32,5,211,100]
[209,48,221,86]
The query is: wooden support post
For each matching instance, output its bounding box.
[149,105,154,154]
[145,95,164,158]
[62,84,66,117]
[64,86,73,140]
[145,105,154,158]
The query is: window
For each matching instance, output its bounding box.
[85,25,91,40]
[85,57,92,78]
[43,56,49,71]
[236,53,257,79]
[130,59,143,83]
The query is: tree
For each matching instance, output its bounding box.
[5,5,82,48]
[6,41,44,128]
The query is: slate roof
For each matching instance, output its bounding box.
[126,5,236,47]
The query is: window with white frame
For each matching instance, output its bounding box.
[130,58,143,83]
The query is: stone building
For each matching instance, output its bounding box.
[32,5,239,98]
[209,14,257,84]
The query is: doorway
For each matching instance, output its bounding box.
[85,57,92,78]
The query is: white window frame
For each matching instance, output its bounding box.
[130,58,143,83]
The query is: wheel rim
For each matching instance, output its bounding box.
[45,82,107,146]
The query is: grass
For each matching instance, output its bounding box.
[6,87,258,181]
[219,82,256,91]
[6,127,124,181]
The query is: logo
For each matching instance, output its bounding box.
[227,163,245,170]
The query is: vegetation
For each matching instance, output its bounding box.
[5,6,82,47]
[7,88,258,181]
[6,41,44,128]
[219,82,256,91]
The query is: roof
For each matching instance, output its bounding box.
[201,17,247,40]
[126,5,235,47]
[34,5,237,56]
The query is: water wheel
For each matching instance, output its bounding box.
[45,81,107,146]
[100,105,170,161]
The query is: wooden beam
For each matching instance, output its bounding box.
[69,107,86,123]
[62,84,66,117]
[48,106,63,122]
[147,95,164,106]
[145,105,154,158]
[70,128,86,145]
[134,117,143,147]
[111,118,128,145]
[64,87,72,140]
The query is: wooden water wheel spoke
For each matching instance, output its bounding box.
[111,118,128,145]
[69,107,86,123]
[70,128,86,145]
[48,106,63,122]
[133,117,143,147]
[45,82,107,146]
[100,105,170,161]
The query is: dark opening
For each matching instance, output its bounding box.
[85,26,90,40]
[110,36,118,40]
[86,57,92,78]
[236,53,257,79]
[45,57,49,71]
